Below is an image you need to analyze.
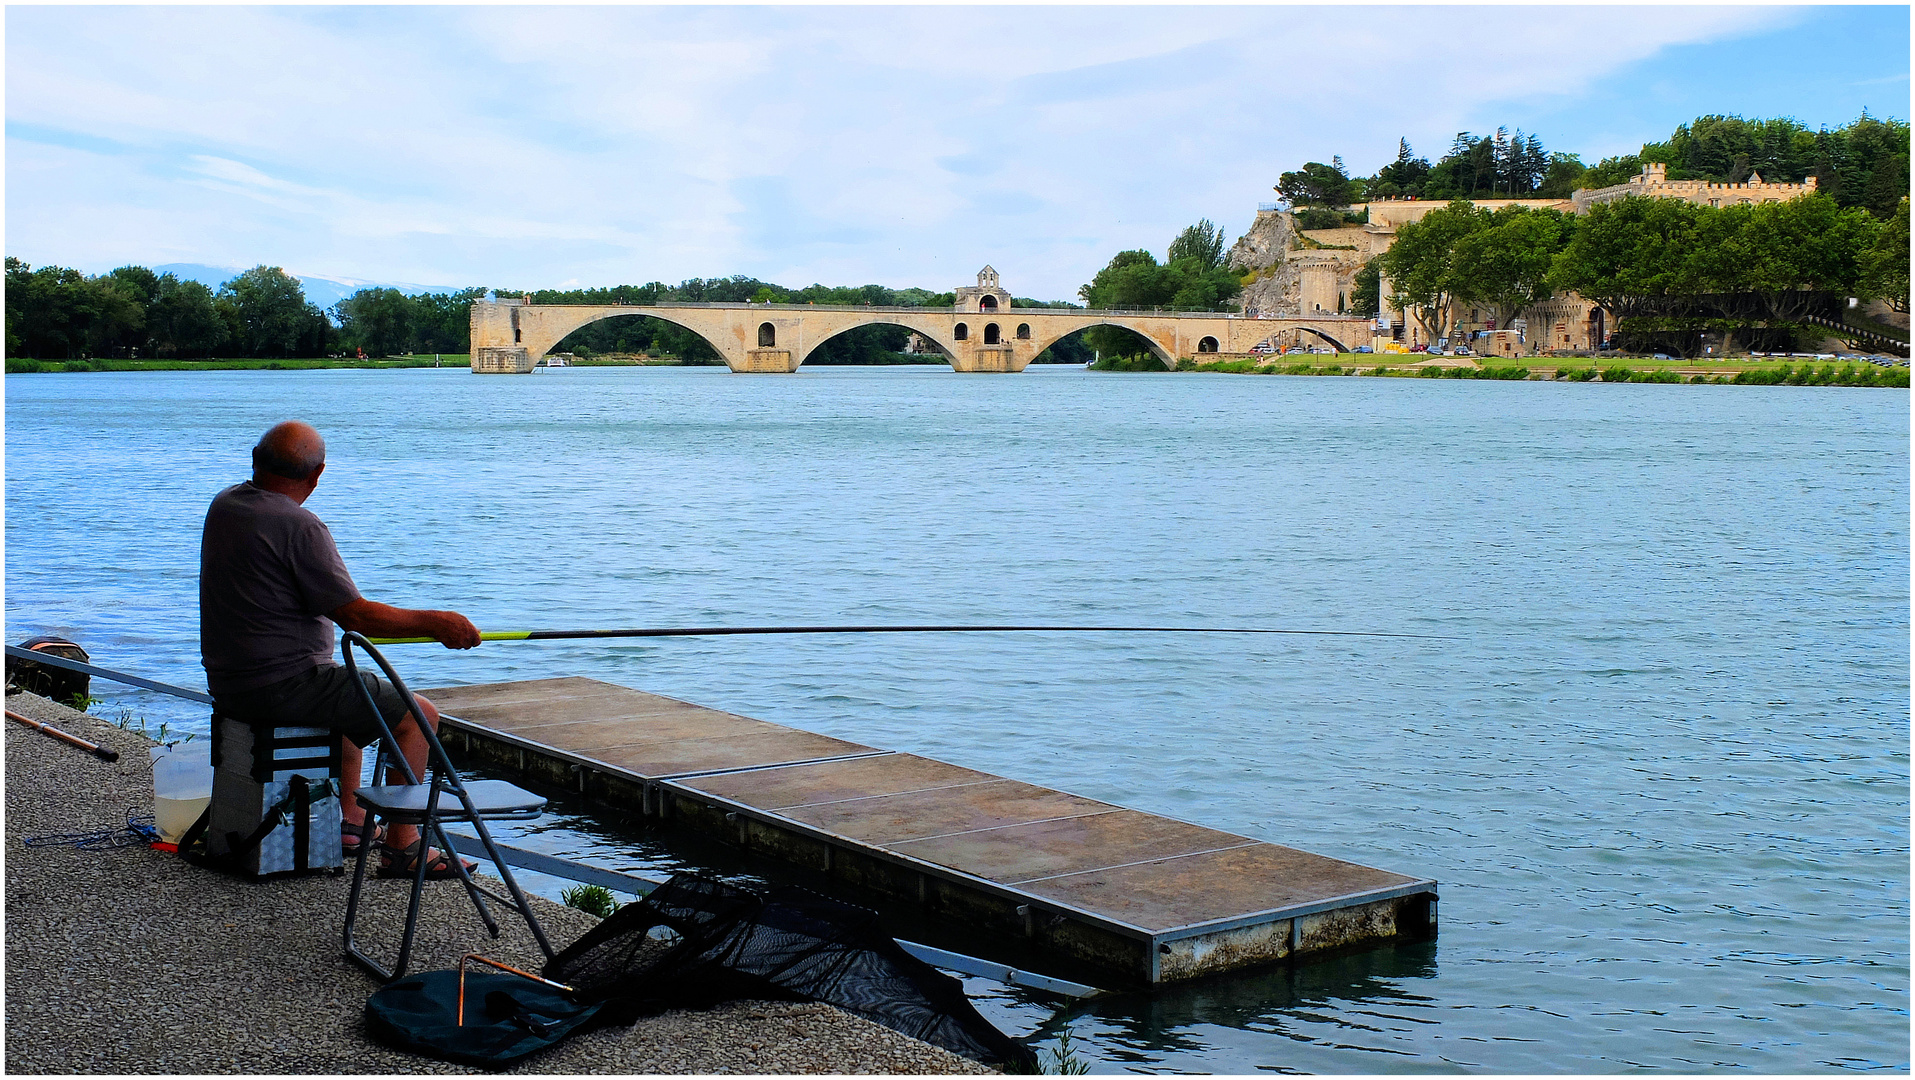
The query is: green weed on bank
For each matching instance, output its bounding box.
[1416,365,1530,380]
[1733,362,1908,387]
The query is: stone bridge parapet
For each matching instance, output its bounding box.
[471,269,1375,374]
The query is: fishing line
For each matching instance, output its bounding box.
[22,808,159,851]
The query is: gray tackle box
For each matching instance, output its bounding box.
[204,715,345,876]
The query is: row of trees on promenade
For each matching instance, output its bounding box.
[1379,193,1909,356]
[1279,112,1909,228]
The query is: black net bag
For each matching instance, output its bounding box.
[546,873,1036,1070]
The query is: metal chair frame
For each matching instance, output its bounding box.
[339,631,556,981]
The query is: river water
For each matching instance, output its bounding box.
[5,366,1908,1072]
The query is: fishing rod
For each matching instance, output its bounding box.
[369,623,1439,645]
[3,644,215,705]
[6,708,120,762]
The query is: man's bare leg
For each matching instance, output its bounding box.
[340,694,470,867]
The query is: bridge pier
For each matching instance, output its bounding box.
[473,346,533,374]
[949,344,1028,373]
[740,348,798,373]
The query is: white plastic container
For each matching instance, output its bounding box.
[151,743,214,844]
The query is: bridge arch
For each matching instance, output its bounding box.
[795,318,959,368]
[540,307,733,366]
[1028,320,1176,368]
[1248,326,1352,355]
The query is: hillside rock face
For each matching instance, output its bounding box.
[1226,209,1375,317]
[1225,211,1305,317]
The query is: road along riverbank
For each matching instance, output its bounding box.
[3,689,990,1074]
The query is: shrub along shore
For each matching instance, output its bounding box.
[1141,355,1911,387]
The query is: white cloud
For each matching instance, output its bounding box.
[3,5,1831,298]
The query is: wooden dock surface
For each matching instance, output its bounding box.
[427,676,1436,984]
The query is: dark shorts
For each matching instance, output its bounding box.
[213,664,417,748]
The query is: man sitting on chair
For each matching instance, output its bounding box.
[201,420,481,878]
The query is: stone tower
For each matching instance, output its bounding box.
[955,265,1012,314]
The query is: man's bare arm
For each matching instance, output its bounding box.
[330,598,482,649]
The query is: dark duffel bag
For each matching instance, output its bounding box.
[6,636,90,706]
[365,968,605,1071]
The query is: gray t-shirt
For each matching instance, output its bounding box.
[200,481,363,696]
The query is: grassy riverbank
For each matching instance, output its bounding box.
[4,353,471,373]
[1171,354,1911,387]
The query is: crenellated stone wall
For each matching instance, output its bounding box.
[1571,161,1817,213]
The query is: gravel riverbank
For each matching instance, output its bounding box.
[4,690,992,1074]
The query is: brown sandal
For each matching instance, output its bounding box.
[377,838,476,880]
[341,822,387,857]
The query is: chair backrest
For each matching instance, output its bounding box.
[339,631,466,793]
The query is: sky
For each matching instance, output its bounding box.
[5,5,1909,302]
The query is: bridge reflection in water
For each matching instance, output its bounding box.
[471,267,1372,374]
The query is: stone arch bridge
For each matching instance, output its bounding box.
[470,298,1374,374]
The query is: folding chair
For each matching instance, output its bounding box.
[338,631,557,981]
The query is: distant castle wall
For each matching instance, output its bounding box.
[1571,161,1817,213]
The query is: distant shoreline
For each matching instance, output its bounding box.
[7,353,1908,387]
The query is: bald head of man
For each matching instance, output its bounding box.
[252,421,327,500]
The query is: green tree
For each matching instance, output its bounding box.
[1378,199,1488,342]
[1535,153,1588,199]
[1548,196,1702,315]
[1080,250,1169,310]
[1448,205,1575,331]
[1577,154,1643,191]
[1276,158,1360,209]
[82,274,147,357]
[145,275,228,357]
[5,258,114,359]
[1351,259,1382,318]
[333,288,414,357]
[1365,139,1431,199]
[1167,219,1226,270]
[218,266,329,357]
[1862,197,1910,313]
[409,287,486,353]
[1736,194,1881,320]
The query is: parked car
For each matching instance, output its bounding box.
[1409,344,1428,353]
[1652,353,1671,361]
[1353,345,1373,354]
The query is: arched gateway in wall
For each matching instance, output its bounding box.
[471,268,1374,374]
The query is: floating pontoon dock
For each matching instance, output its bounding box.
[427,677,1437,985]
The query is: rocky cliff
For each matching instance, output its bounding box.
[1226,209,1377,317]
[1225,211,1305,317]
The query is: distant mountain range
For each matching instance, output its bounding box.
[151,264,458,310]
